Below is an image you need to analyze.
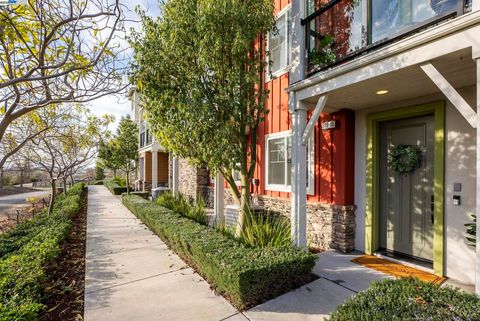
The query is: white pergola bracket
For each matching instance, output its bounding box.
[420,62,477,128]
[302,95,327,145]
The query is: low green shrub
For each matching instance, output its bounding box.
[90,180,104,185]
[123,195,316,309]
[329,278,480,321]
[0,183,85,320]
[156,191,208,225]
[465,214,476,247]
[239,210,291,248]
[124,191,150,200]
[104,178,128,195]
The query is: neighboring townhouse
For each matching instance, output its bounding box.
[129,89,170,192]
[129,89,213,206]
[132,0,480,292]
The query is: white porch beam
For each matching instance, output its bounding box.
[302,95,327,145]
[420,62,477,128]
[475,57,480,295]
[214,171,225,226]
[172,156,179,196]
[152,150,158,189]
[291,93,308,248]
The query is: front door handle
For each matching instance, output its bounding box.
[431,195,434,224]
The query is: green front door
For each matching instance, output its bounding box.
[378,115,435,261]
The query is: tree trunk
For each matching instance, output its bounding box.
[20,170,23,188]
[235,173,251,237]
[0,168,3,189]
[63,177,67,195]
[126,170,130,194]
[48,179,56,215]
[70,174,74,186]
[113,168,117,178]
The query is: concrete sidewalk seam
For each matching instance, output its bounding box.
[85,266,189,295]
[320,276,358,294]
[86,243,162,259]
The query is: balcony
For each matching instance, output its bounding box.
[303,0,472,76]
[139,129,151,148]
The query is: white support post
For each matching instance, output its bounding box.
[172,156,179,196]
[214,171,225,226]
[476,57,480,295]
[291,96,308,248]
[152,150,158,189]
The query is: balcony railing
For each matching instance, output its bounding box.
[302,0,471,75]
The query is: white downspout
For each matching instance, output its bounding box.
[172,156,179,196]
[152,150,158,189]
[214,171,225,226]
[475,56,480,295]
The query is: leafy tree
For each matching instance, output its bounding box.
[130,0,275,235]
[0,0,127,142]
[98,139,122,177]
[95,163,106,180]
[113,115,138,194]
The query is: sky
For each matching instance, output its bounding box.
[87,0,160,132]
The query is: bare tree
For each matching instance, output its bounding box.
[27,105,112,213]
[0,0,128,142]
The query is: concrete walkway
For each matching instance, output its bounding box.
[84,186,388,321]
[84,186,239,321]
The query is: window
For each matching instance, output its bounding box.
[371,0,458,43]
[265,131,314,194]
[267,6,292,76]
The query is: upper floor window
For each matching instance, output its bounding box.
[371,0,459,43]
[304,0,466,73]
[265,130,314,195]
[267,6,292,77]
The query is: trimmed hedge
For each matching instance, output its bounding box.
[123,191,150,199]
[104,178,127,195]
[0,183,85,320]
[122,195,316,309]
[329,278,480,321]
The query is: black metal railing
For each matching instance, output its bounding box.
[302,0,469,75]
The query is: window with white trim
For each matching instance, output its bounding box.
[267,6,292,76]
[265,130,314,194]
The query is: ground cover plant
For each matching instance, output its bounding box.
[329,277,480,321]
[104,177,128,195]
[123,194,316,309]
[156,191,208,225]
[0,183,85,320]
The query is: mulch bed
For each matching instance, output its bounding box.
[0,198,50,234]
[39,190,88,321]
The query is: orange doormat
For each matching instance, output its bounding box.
[352,255,447,285]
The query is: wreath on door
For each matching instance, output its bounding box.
[387,144,422,174]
